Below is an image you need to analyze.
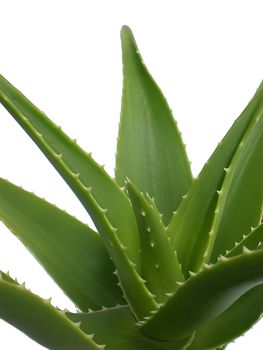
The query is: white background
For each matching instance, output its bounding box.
[0,0,262,349]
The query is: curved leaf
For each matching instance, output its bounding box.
[0,74,140,269]
[167,81,263,275]
[205,99,263,262]
[127,179,183,303]
[0,178,125,311]
[189,285,263,350]
[0,75,158,320]
[68,306,195,350]
[115,26,193,225]
[0,276,103,350]
[142,250,263,341]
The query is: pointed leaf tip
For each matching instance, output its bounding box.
[126,180,183,303]
[116,26,193,224]
[121,25,132,35]
[120,25,136,47]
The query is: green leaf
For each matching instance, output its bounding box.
[0,178,125,311]
[126,179,184,303]
[0,75,157,320]
[141,250,263,341]
[205,96,263,262]
[0,275,103,350]
[189,285,263,350]
[115,26,193,225]
[167,81,263,275]
[0,271,18,284]
[68,306,195,350]
[226,224,263,258]
[86,198,158,319]
[0,74,140,270]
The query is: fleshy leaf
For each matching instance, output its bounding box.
[115,26,193,225]
[0,75,158,320]
[167,81,263,275]
[0,271,18,284]
[0,275,103,350]
[204,97,263,262]
[225,224,263,257]
[189,285,263,350]
[0,178,125,311]
[0,74,140,270]
[141,250,263,341]
[126,179,184,303]
[68,306,195,350]
[81,191,157,319]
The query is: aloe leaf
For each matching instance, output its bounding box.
[0,275,103,349]
[188,285,263,350]
[0,271,18,284]
[0,75,158,320]
[0,178,125,311]
[225,224,263,258]
[115,26,193,225]
[126,179,184,303]
[204,97,263,262]
[141,250,263,341]
[68,306,195,350]
[0,74,140,270]
[167,81,263,275]
[84,192,158,319]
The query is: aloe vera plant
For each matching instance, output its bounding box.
[0,25,263,350]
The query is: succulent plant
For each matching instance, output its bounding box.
[0,25,263,350]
